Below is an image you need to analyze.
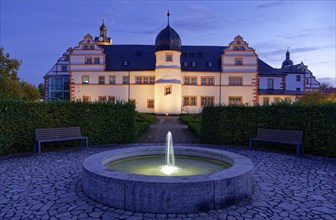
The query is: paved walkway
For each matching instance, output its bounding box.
[0,117,336,220]
[137,116,198,143]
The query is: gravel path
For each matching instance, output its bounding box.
[1,116,335,220]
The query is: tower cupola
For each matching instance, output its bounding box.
[282,48,294,68]
[155,12,181,51]
[95,18,112,45]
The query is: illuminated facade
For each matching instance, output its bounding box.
[44,19,320,114]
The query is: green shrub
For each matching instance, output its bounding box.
[135,113,157,138]
[0,99,136,154]
[201,104,336,157]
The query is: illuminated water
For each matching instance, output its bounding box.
[105,155,231,176]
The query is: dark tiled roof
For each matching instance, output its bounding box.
[155,25,181,51]
[259,89,303,95]
[101,45,280,75]
[258,59,284,76]
[279,64,306,73]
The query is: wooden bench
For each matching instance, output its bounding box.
[249,128,304,154]
[34,127,88,154]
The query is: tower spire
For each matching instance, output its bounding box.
[167,10,170,26]
[102,18,105,24]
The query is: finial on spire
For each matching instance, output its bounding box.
[167,10,170,25]
[102,18,105,24]
[287,47,289,51]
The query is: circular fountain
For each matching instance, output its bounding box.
[82,132,254,213]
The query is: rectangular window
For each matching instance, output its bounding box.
[83,45,89,50]
[89,45,94,50]
[296,75,301,82]
[64,55,69,61]
[85,57,92,64]
[285,97,292,103]
[201,77,207,85]
[108,96,115,104]
[94,57,100,64]
[135,76,142,84]
[165,85,172,96]
[99,76,105,84]
[147,99,154,108]
[123,76,129,84]
[201,96,214,106]
[267,79,274,90]
[143,77,149,84]
[274,97,281,103]
[229,77,243,86]
[183,96,197,106]
[201,77,215,85]
[98,96,106,102]
[82,96,90,102]
[296,88,301,91]
[82,75,89,84]
[184,77,190,85]
[229,96,243,105]
[263,97,270,105]
[191,77,197,85]
[235,58,243,65]
[109,76,116,84]
[166,53,173,62]
[306,78,309,84]
[184,76,197,85]
[61,65,67,72]
[150,76,155,84]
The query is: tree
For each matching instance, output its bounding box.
[0,47,21,80]
[0,47,40,101]
[38,83,44,99]
[21,81,41,101]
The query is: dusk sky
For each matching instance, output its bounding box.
[1,0,335,87]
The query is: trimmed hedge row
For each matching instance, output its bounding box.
[0,99,137,154]
[135,113,157,137]
[180,114,201,138]
[201,104,336,157]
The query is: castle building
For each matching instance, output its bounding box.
[44,15,320,114]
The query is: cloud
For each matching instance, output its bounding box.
[317,77,336,87]
[279,26,335,39]
[256,1,283,9]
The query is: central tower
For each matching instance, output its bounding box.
[154,12,182,114]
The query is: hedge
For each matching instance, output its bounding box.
[201,104,336,157]
[0,99,137,154]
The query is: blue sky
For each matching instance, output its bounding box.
[1,0,335,87]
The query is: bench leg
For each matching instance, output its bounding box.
[301,143,304,155]
[296,144,300,155]
[38,142,41,154]
[86,137,88,149]
[249,139,253,149]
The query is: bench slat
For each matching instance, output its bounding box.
[36,127,82,140]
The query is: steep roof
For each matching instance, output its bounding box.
[101,45,280,74]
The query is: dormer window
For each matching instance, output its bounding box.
[235,58,243,66]
[237,40,241,44]
[83,45,89,50]
[64,55,69,61]
[123,61,129,66]
[192,62,196,67]
[183,62,188,67]
[233,46,238,51]
[89,45,94,50]
[239,46,245,50]
[166,53,173,62]
[208,62,212,67]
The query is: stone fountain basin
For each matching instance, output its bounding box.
[82,145,254,213]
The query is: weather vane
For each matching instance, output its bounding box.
[167,10,170,25]
[102,18,105,24]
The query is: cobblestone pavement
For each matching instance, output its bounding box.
[1,144,335,220]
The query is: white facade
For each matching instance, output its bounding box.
[44,22,320,113]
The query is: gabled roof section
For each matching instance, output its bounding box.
[279,62,308,74]
[258,59,284,76]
